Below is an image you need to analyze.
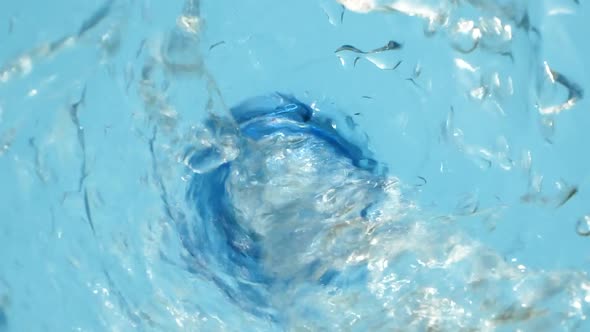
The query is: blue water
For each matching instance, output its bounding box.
[1,0,590,331]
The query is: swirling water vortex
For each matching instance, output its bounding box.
[1,0,590,331]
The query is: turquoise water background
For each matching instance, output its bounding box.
[1,0,590,330]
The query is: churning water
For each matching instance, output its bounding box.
[1,0,590,331]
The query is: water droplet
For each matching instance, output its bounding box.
[100,28,121,55]
[321,0,345,26]
[539,116,555,142]
[521,150,532,171]
[161,29,202,73]
[576,216,590,237]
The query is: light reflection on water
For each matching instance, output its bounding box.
[0,0,589,331]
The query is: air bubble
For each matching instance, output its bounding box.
[449,19,480,53]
